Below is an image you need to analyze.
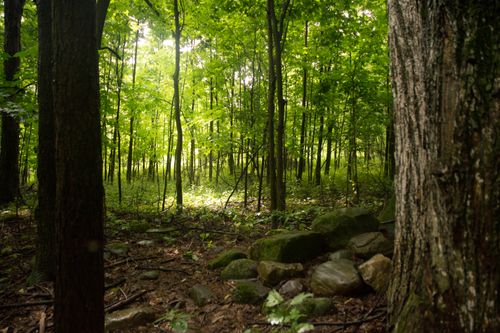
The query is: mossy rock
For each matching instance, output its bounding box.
[221,259,258,280]
[207,249,247,270]
[105,307,156,331]
[106,242,130,256]
[125,220,151,233]
[311,208,379,250]
[232,280,270,304]
[290,297,337,319]
[250,231,325,263]
[257,261,304,286]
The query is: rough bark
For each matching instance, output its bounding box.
[52,0,104,331]
[32,0,55,283]
[388,1,499,332]
[0,0,25,205]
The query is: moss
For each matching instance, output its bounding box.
[207,249,247,270]
[220,259,257,280]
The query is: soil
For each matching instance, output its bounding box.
[0,209,387,333]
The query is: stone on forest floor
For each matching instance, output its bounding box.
[279,280,304,298]
[232,280,270,304]
[106,242,130,256]
[139,270,160,280]
[289,297,337,319]
[207,248,247,270]
[189,284,215,306]
[311,208,379,250]
[347,232,393,259]
[137,240,155,246]
[249,231,325,263]
[358,254,392,292]
[257,261,303,286]
[310,259,365,296]
[329,249,355,261]
[124,220,151,233]
[221,259,258,280]
[105,306,156,331]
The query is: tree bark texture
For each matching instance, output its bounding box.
[0,0,25,205]
[33,0,55,283]
[52,0,104,331]
[388,1,499,332]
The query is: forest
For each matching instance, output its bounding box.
[0,0,497,332]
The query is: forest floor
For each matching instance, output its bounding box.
[0,206,387,333]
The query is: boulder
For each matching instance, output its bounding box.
[189,284,215,306]
[221,259,258,280]
[290,297,337,319]
[250,231,325,263]
[310,259,365,296]
[347,232,393,259]
[358,254,392,292]
[329,249,354,261]
[232,280,270,304]
[311,208,379,250]
[207,249,247,270]
[105,307,156,331]
[106,243,130,256]
[257,261,304,286]
[279,280,304,298]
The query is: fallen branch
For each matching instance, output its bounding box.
[105,277,126,290]
[0,300,53,309]
[137,266,190,275]
[105,255,163,269]
[105,290,148,313]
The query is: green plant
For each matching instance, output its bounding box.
[154,309,190,333]
[263,290,315,333]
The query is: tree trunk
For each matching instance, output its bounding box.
[52,0,104,331]
[0,0,25,205]
[126,28,140,184]
[388,1,499,332]
[32,0,55,283]
[173,0,183,211]
[297,21,308,181]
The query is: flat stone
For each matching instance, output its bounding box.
[310,259,365,296]
[358,254,392,292]
[107,243,130,256]
[257,261,303,286]
[347,232,393,259]
[279,280,304,298]
[221,259,258,280]
[329,249,355,260]
[139,270,160,280]
[189,284,215,306]
[105,306,156,331]
[137,240,155,246]
[250,231,325,263]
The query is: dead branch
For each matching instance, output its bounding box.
[105,290,148,313]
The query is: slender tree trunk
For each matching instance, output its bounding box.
[388,1,499,332]
[126,28,140,184]
[324,119,333,176]
[0,0,25,205]
[53,0,104,330]
[173,0,183,211]
[314,114,324,185]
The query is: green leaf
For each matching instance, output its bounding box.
[289,292,313,306]
[264,290,284,308]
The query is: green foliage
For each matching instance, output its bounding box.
[154,309,191,333]
[263,290,315,333]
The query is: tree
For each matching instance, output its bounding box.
[173,0,183,211]
[0,0,25,205]
[52,0,104,331]
[388,1,499,332]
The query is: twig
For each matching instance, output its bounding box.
[137,266,190,275]
[39,311,46,333]
[105,255,163,269]
[105,290,148,313]
[105,277,126,290]
[0,300,53,309]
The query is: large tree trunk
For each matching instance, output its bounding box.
[173,0,183,211]
[0,0,25,205]
[52,0,104,331]
[32,0,55,283]
[388,1,499,332]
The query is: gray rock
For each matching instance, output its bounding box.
[311,208,379,250]
[137,240,155,246]
[232,280,270,304]
[279,280,304,298]
[347,232,393,259]
[257,261,304,286]
[329,249,354,260]
[221,259,258,280]
[250,231,325,263]
[139,270,160,280]
[310,259,364,296]
[290,297,337,318]
[106,243,130,256]
[105,306,156,331]
[207,249,247,270]
[358,254,392,292]
[189,284,215,306]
